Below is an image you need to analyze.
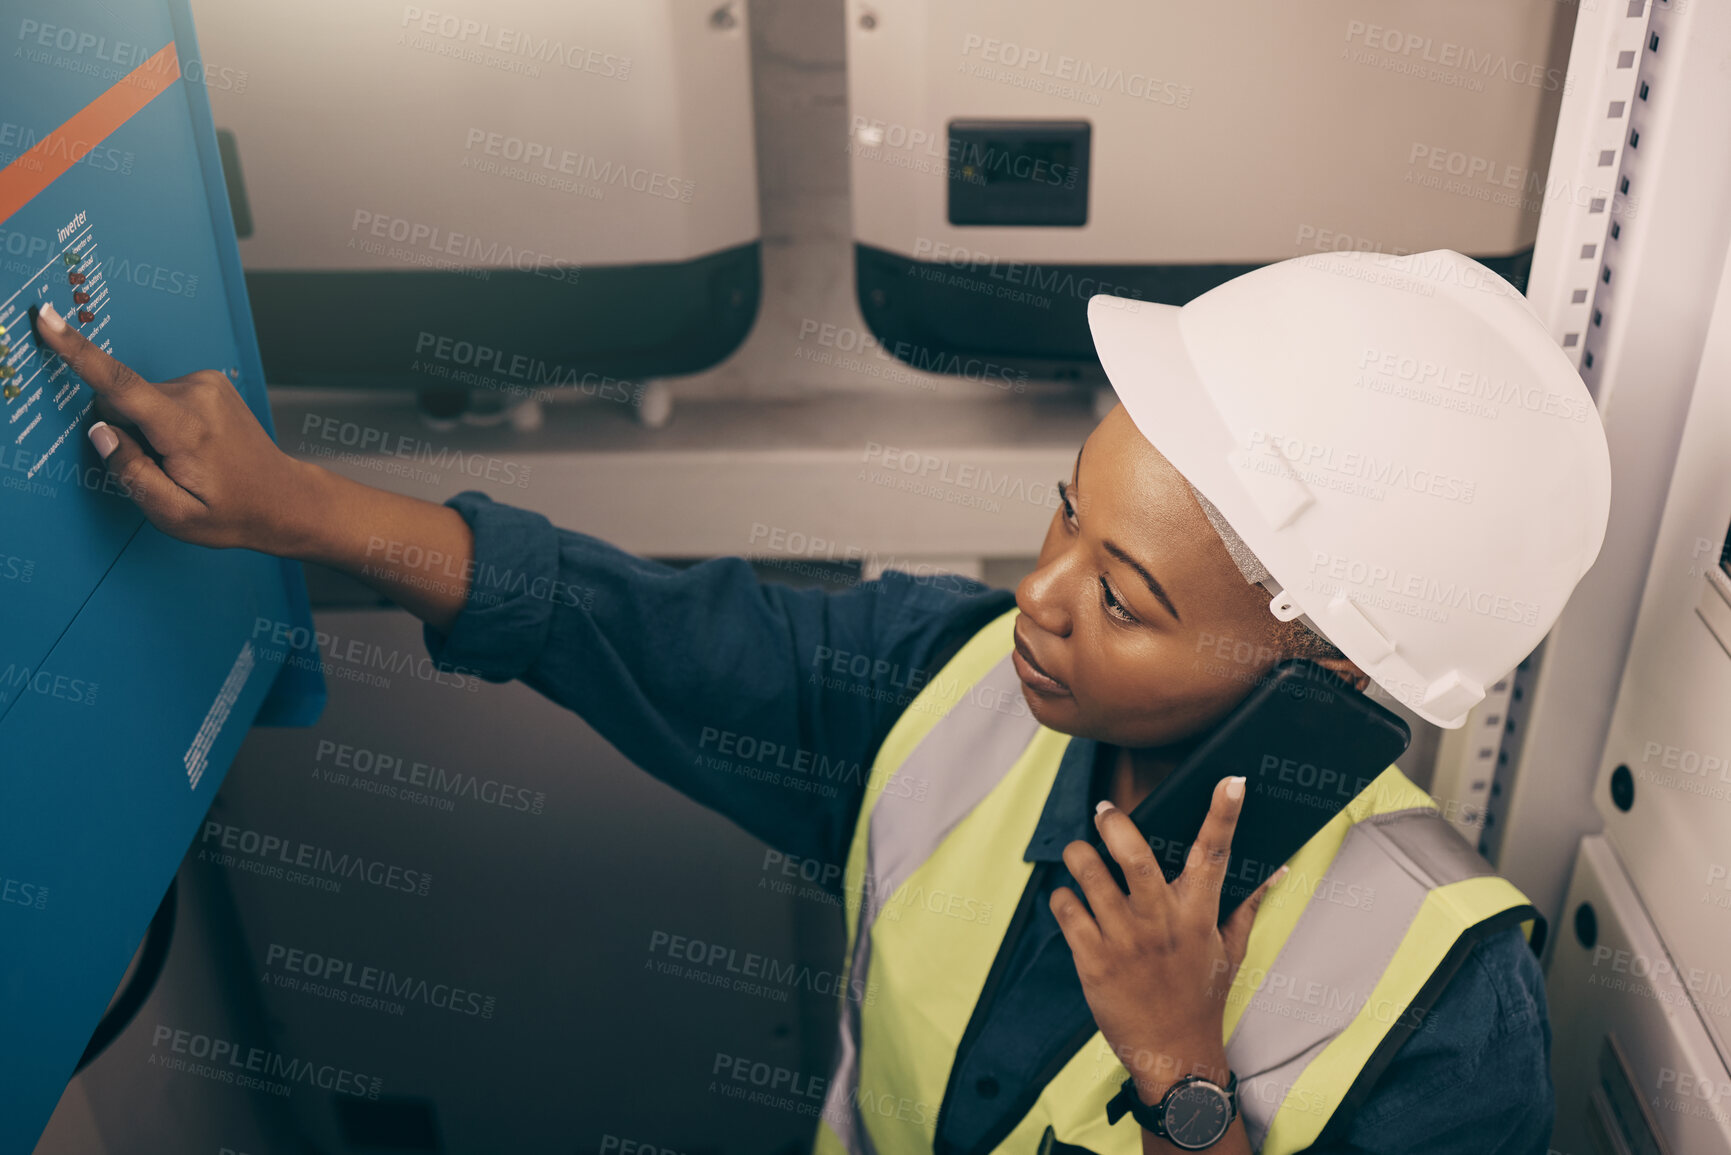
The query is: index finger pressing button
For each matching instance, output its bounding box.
[34,302,175,434]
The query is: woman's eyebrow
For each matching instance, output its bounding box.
[1103,541,1181,623]
[1074,441,1181,623]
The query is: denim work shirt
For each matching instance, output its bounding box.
[421,492,1555,1155]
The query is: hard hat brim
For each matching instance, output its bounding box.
[1085,293,1251,560]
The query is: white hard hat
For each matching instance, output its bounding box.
[1087,249,1612,728]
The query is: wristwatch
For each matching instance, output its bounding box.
[1104,1071,1239,1149]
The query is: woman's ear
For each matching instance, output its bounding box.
[1312,656,1370,694]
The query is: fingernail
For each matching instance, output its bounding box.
[1095,799,1115,815]
[38,303,66,334]
[88,421,118,459]
[1273,865,1290,884]
[1225,776,1245,801]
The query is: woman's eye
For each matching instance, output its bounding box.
[1057,481,1134,624]
[1099,577,1137,623]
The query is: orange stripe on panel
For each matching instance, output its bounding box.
[0,42,181,224]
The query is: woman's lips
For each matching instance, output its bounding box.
[1012,630,1070,696]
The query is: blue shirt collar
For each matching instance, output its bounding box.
[1023,735,1106,862]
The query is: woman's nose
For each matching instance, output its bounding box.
[1015,555,1074,639]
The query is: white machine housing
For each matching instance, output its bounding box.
[844,0,1575,376]
[1548,836,1731,1155]
[187,0,762,390]
[1588,204,1731,1070]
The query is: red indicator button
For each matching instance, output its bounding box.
[77,309,94,323]
[73,290,90,304]
[68,271,86,285]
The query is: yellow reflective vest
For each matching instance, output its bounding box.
[811,609,1538,1154]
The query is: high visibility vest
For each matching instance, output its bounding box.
[812,609,1538,1155]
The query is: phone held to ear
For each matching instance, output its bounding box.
[1091,660,1412,924]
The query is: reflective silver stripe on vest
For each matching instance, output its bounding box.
[1227,807,1498,1150]
[821,655,1041,1154]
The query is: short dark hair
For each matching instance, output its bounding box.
[1271,616,1346,663]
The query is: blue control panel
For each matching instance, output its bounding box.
[0,1,323,1148]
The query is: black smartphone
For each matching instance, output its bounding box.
[1089,659,1411,924]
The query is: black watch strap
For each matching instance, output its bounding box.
[1104,1071,1239,1140]
[1103,1075,1142,1127]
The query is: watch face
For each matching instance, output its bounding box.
[1164,1082,1233,1149]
